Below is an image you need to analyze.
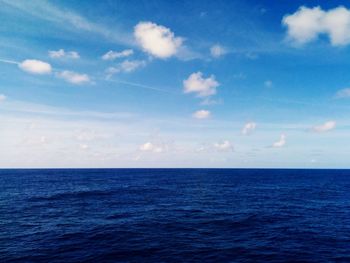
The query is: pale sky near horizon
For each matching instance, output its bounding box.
[1,0,350,168]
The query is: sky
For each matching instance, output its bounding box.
[1,0,350,168]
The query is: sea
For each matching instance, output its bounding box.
[1,169,350,262]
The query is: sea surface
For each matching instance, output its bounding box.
[1,169,350,262]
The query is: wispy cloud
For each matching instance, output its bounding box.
[312,120,336,133]
[0,99,135,120]
[264,80,273,88]
[210,44,227,58]
[192,110,211,119]
[242,122,257,135]
[139,142,166,153]
[0,94,6,102]
[1,0,133,45]
[213,140,233,152]
[272,134,286,148]
[335,88,350,98]
[49,49,80,59]
[102,49,133,61]
[79,144,89,150]
[106,59,146,76]
[200,98,222,106]
[57,70,90,85]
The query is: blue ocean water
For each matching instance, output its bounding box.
[1,169,350,262]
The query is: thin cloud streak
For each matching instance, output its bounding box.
[0,58,19,65]
[106,79,180,95]
[0,99,135,120]
[0,0,134,46]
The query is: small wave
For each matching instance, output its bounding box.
[27,189,116,202]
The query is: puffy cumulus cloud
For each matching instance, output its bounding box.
[49,49,80,59]
[106,60,146,76]
[101,49,133,60]
[283,6,350,46]
[323,7,350,46]
[19,59,52,75]
[139,142,164,153]
[242,122,257,135]
[57,70,90,84]
[210,44,227,58]
[335,88,350,98]
[134,21,183,58]
[214,140,233,152]
[272,134,286,148]
[0,94,6,102]
[183,72,219,97]
[312,120,336,132]
[282,6,324,45]
[192,109,211,119]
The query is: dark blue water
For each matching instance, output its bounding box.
[1,169,350,262]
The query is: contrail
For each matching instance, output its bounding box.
[0,58,19,65]
[106,79,180,95]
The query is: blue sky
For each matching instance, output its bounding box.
[1,0,350,168]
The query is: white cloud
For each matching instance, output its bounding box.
[282,6,324,45]
[312,120,336,132]
[1,0,133,46]
[79,144,89,150]
[19,59,52,75]
[183,72,219,97]
[40,136,48,144]
[119,60,146,72]
[193,110,211,119]
[140,142,154,151]
[139,142,164,153]
[210,44,227,58]
[106,60,146,76]
[335,88,350,98]
[264,80,273,88]
[57,70,90,84]
[197,141,234,153]
[49,49,80,59]
[283,6,350,46]
[22,135,49,147]
[272,134,286,148]
[68,51,80,59]
[134,21,183,58]
[102,49,133,60]
[242,122,257,135]
[0,94,6,102]
[76,130,97,142]
[200,98,222,106]
[214,140,233,152]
